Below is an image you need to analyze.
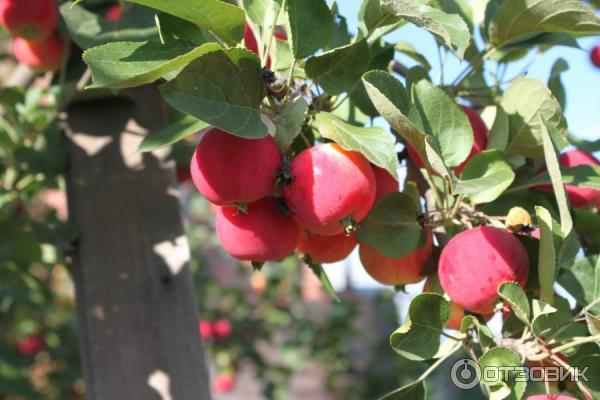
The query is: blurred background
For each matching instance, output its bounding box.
[1,1,599,399]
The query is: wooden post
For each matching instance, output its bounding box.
[64,86,211,400]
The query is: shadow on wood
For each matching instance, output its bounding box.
[64,86,211,400]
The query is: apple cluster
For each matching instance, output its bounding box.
[191,27,600,331]
[189,127,384,265]
[189,100,538,325]
[0,0,68,72]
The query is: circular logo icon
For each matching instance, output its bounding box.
[450,358,481,390]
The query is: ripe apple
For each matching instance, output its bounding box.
[198,320,212,340]
[372,165,398,203]
[438,226,529,314]
[297,231,357,263]
[212,319,232,340]
[16,334,45,356]
[105,4,122,21]
[244,22,260,56]
[407,106,488,175]
[176,166,192,183]
[12,33,67,72]
[526,396,577,400]
[216,197,300,261]
[359,231,432,286]
[591,45,600,68]
[190,128,281,206]
[283,143,376,235]
[213,373,234,394]
[0,0,58,41]
[538,149,600,208]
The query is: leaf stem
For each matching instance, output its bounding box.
[261,0,283,68]
[451,47,496,90]
[529,334,600,361]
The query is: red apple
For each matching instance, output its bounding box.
[213,373,234,394]
[438,226,529,314]
[12,33,67,72]
[244,22,260,56]
[198,320,212,340]
[216,197,300,261]
[372,165,398,203]
[0,0,58,41]
[297,231,357,263]
[212,319,232,340]
[190,128,281,206]
[283,143,376,236]
[17,334,45,356]
[105,4,122,22]
[359,231,432,286]
[538,149,600,208]
[591,45,600,68]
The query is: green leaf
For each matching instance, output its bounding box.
[242,0,273,26]
[361,71,451,177]
[139,115,208,152]
[487,0,600,49]
[356,193,421,259]
[156,13,217,45]
[378,381,427,400]
[574,208,600,254]
[287,0,334,59]
[478,347,526,400]
[573,355,600,392]
[569,135,600,153]
[502,32,581,51]
[531,296,586,338]
[547,58,568,111]
[460,315,495,348]
[456,150,515,204]
[328,3,352,49]
[412,79,473,168]
[487,105,510,152]
[586,312,600,336]
[540,118,573,236]
[509,165,600,192]
[83,41,220,89]
[390,293,450,360]
[381,0,470,58]
[0,219,41,264]
[559,256,600,314]
[498,282,530,325]
[536,206,560,305]
[430,0,473,31]
[314,112,397,179]
[125,0,245,45]
[349,41,395,117]
[159,48,268,139]
[273,97,308,151]
[501,77,567,158]
[60,1,158,49]
[359,0,404,40]
[308,262,340,303]
[305,39,371,95]
[362,71,418,145]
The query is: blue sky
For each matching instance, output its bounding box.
[338,1,600,141]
